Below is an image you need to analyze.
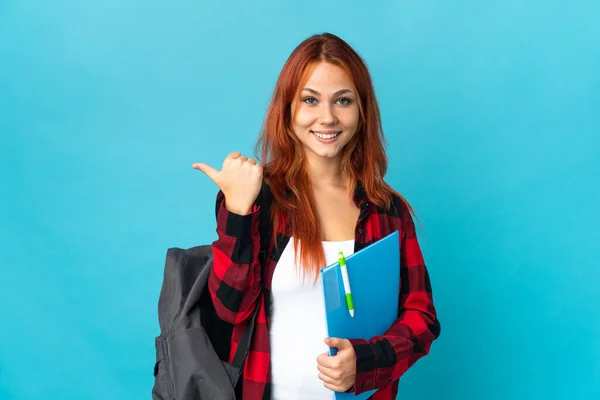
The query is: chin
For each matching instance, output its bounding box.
[312,149,341,158]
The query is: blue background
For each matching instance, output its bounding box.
[1,1,599,399]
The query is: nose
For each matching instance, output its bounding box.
[319,103,338,125]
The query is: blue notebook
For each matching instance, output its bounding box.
[320,230,400,400]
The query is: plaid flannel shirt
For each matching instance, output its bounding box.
[208,183,440,399]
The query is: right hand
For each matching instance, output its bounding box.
[192,151,263,215]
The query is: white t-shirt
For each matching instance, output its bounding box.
[270,237,355,400]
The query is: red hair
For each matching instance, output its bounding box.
[256,33,414,280]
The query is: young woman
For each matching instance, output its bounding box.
[193,33,440,400]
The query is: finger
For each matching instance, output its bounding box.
[317,363,338,379]
[247,158,257,165]
[316,351,329,366]
[325,337,352,350]
[227,151,242,160]
[317,352,339,370]
[192,162,219,182]
[238,156,249,162]
[318,372,337,385]
[323,382,344,392]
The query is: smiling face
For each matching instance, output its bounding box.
[290,62,360,163]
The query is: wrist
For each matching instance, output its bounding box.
[224,201,253,216]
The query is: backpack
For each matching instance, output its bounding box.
[152,184,273,400]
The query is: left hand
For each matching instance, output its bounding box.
[317,338,357,392]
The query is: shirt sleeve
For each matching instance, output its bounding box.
[349,201,441,394]
[208,190,263,325]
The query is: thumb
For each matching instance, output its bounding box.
[192,162,219,182]
[325,337,352,350]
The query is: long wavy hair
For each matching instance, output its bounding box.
[256,33,414,280]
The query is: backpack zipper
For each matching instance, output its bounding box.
[161,335,177,399]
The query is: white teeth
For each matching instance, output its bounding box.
[312,131,340,139]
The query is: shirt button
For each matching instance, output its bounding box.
[357,228,363,235]
[361,383,366,390]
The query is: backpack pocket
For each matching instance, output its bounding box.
[152,335,175,400]
[167,327,237,400]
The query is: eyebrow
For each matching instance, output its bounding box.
[302,88,354,96]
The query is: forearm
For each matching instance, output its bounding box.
[208,192,263,324]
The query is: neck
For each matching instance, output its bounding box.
[304,152,346,188]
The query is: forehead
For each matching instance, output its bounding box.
[303,62,354,93]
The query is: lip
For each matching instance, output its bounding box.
[311,130,342,134]
[311,130,342,144]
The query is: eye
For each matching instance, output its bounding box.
[336,97,352,105]
[303,96,317,105]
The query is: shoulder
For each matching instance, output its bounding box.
[259,180,273,204]
[372,186,414,227]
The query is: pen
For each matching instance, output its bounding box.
[338,251,355,317]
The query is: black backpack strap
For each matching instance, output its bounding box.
[257,181,274,267]
[229,180,273,379]
[231,300,260,372]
